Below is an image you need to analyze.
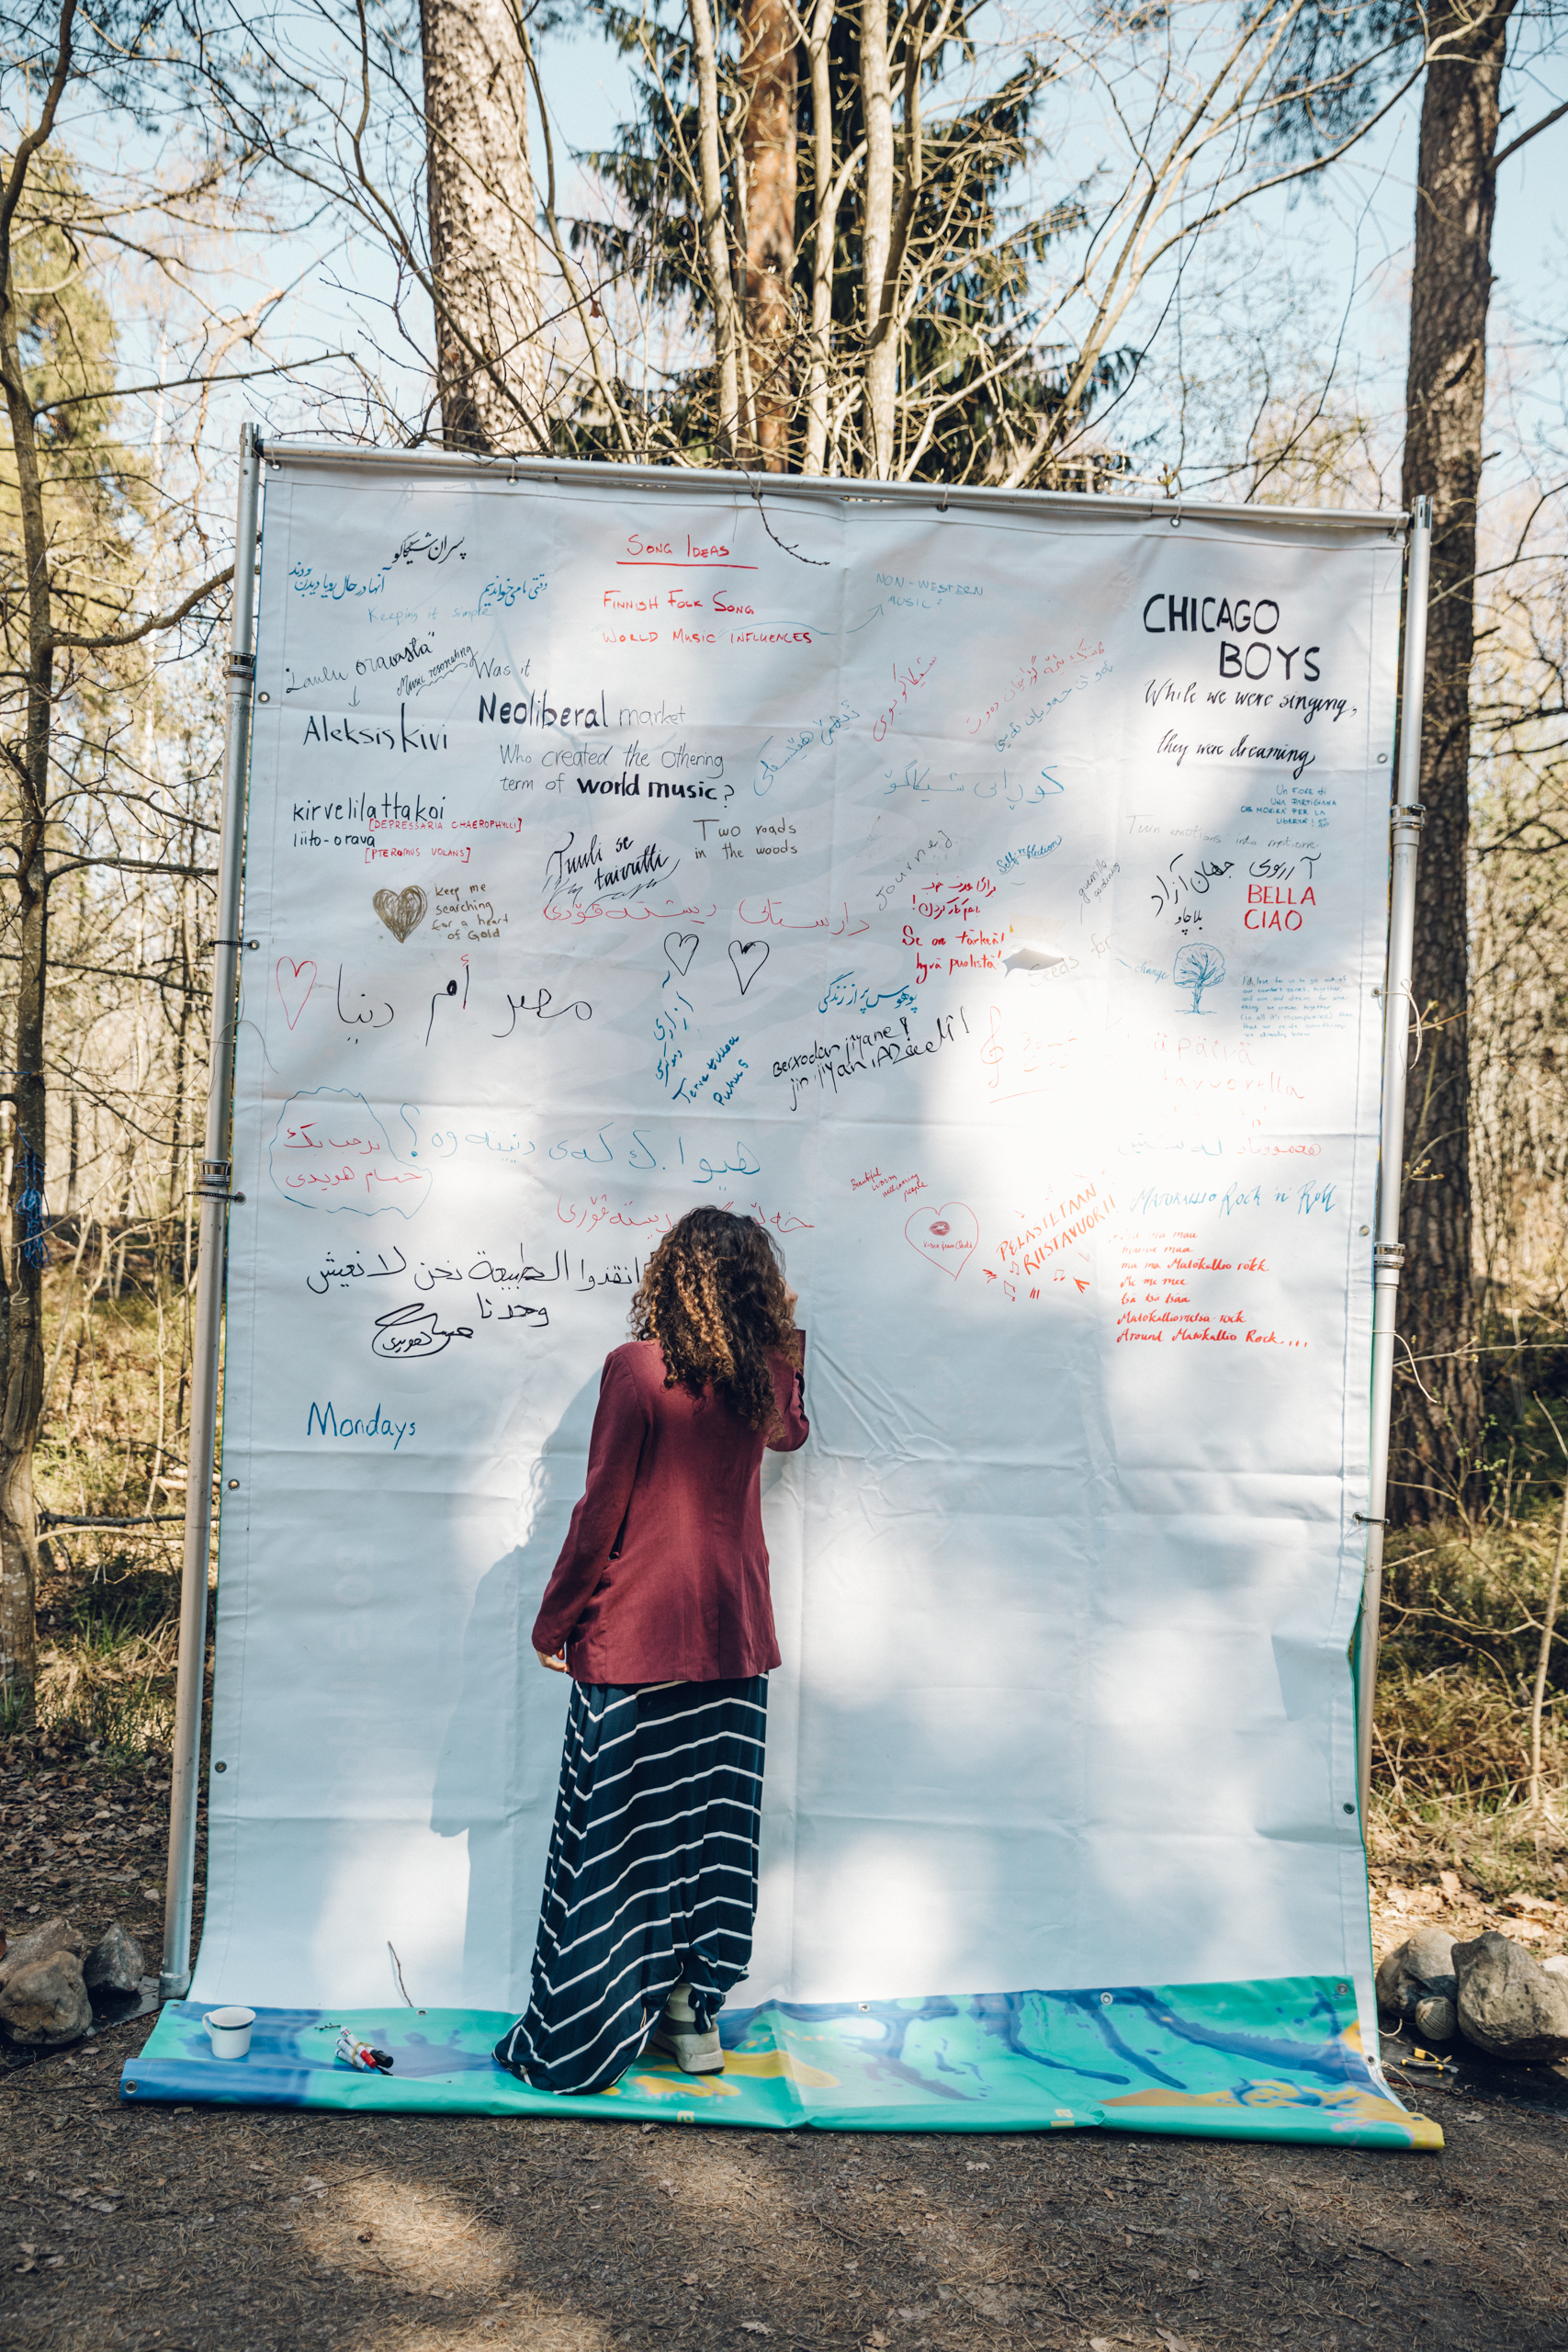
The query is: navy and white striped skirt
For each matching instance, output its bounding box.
[493,1675,767,2095]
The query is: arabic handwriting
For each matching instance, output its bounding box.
[371,1302,474,1360]
[557,1193,674,1236]
[473,1295,552,1325]
[493,987,594,1037]
[819,970,917,1017]
[737,898,870,937]
[305,1245,409,1294]
[425,958,471,1046]
[549,1126,615,1166]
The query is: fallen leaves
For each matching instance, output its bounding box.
[739,2325,770,2337]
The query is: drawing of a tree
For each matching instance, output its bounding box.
[1175,944,1226,1013]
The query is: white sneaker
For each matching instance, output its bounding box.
[649,1981,724,2073]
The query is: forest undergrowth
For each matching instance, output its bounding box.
[26,1237,198,1760]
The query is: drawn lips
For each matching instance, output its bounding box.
[374,885,428,944]
[275,957,317,1030]
[906,1202,977,1278]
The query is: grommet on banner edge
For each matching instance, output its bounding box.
[1353,1513,1385,1526]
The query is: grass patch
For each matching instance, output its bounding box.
[1370,1512,1568,1887]
[35,1551,183,1758]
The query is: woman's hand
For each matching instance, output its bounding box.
[536,1647,569,1674]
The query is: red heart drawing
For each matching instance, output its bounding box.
[905,1201,978,1279]
[276,957,318,1030]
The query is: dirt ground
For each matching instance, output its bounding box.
[4,1736,1566,2352]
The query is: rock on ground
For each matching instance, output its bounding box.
[84,1921,144,1994]
[1452,1929,1568,2063]
[1374,1925,1456,2018]
[0,1913,84,1976]
[0,1945,93,2043]
[0,1912,95,2046]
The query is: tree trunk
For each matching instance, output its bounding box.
[860,0,896,477]
[739,0,798,469]
[0,191,58,1725]
[1394,0,1515,1522]
[803,0,839,477]
[419,0,546,454]
[688,0,743,462]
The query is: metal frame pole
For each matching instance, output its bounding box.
[160,424,263,2000]
[1357,493,1432,1826]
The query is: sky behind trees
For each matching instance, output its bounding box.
[99,5,1563,512]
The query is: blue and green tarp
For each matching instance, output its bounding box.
[122,1974,1440,2149]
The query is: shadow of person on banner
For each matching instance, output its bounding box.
[429,1363,604,2011]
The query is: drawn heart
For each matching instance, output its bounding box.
[664,931,700,976]
[374,885,428,944]
[728,939,770,996]
[905,1202,978,1280]
[275,957,317,1031]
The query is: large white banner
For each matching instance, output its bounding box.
[194,455,1400,2030]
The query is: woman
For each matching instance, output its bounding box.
[494,1206,808,2096]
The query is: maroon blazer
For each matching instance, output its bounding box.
[531,1336,809,1684]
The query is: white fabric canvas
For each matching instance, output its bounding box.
[192,459,1400,2045]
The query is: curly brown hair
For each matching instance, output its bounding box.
[631,1208,802,1432]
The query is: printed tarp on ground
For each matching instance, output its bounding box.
[123,1975,1441,2146]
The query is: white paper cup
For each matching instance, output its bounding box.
[203,2006,255,2059]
